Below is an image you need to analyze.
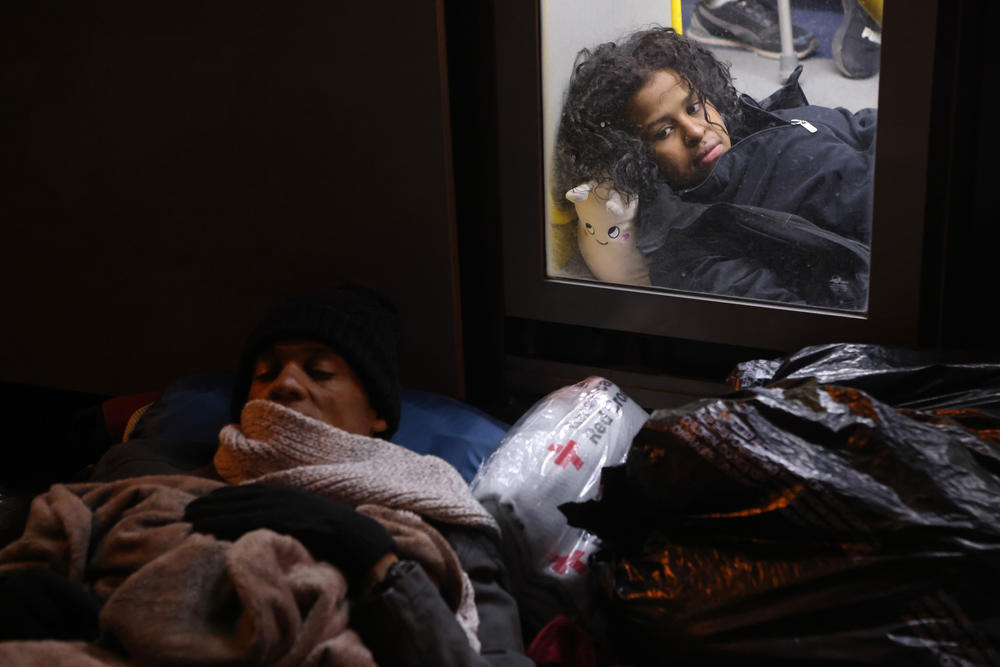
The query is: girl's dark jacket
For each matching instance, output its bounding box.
[637,67,874,311]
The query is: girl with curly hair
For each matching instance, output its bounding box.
[553,26,875,310]
[554,26,743,203]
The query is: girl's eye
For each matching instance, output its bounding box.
[607,226,620,239]
[584,222,596,235]
[253,370,277,382]
[653,126,673,141]
[687,101,702,115]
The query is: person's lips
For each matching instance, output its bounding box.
[697,142,725,166]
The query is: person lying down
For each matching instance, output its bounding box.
[0,287,533,667]
[553,26,873,310]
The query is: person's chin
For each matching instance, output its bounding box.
[695,150,727,181]
[678,167,712,188]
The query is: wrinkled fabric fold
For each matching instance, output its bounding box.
[216,400,499,537]
[0,475,376,665]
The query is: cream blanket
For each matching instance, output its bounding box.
[216,400,499,537]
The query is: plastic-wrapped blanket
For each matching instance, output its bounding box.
[471,377,649,638]
[561,378,1000,666]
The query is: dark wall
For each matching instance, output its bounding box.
[444,0,506,410]
[921,0,1000,349]
[0,0,464,397]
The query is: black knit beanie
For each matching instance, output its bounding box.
[230,286,402,437]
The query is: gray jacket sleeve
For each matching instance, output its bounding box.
[351,526,535,667]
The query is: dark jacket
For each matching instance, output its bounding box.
[682,82,877,245]
[637,68,873,310]
[639,197,870,309]
[354,525,534,667]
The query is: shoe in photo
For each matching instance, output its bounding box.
[832,0,881,78]
[689,0,819,60]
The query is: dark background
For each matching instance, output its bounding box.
[1,0,463,400]
[1,0,997,429]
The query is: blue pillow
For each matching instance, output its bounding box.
[129,372,507,483]
[392,389,509,482]
[129,372,235,444]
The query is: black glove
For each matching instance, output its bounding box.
[0,567,103,641]
[183,484,396,590]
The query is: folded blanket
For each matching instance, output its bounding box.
[0,640,132,666]
[102,529,372,666]
[0,475,224,597]
[0,476,377,665]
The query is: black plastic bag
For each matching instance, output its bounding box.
[562,378,1000,666]
[730,342,1000,413]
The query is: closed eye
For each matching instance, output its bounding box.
[306,358,337,380]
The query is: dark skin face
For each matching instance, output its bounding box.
[629,68,732,189]
[247,340,388,436]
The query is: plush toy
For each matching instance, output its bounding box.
[565,181,650,286]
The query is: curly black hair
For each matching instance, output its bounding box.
[552,26,742,211]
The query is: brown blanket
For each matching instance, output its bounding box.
[0,475,377,666]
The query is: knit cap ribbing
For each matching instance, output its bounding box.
[230,287,401,436]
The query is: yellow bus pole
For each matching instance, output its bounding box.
[672,0,683,34]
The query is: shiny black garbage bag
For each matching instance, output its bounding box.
[561,379,1000,666]
[730,342,1000,413]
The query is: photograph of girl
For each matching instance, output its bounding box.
[549,7,879,311]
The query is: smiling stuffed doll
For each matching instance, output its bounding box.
[565,181,650,286]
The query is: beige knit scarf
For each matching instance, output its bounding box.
[215,399,500,538]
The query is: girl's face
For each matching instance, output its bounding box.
[629,68,731,189]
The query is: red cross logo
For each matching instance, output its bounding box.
[551,550,587,575]
[548,440,584,470]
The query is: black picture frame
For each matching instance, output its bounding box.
[495,0,937,352]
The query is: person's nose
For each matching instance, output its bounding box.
[678,115,705,147]
[266,364,307,403]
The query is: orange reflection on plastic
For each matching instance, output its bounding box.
[822,385,879,423]
[698,484,803,519]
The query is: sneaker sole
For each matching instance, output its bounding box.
[689,12,818,59]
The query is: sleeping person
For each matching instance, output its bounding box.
[0,287,532,666]
[553,26,873,310]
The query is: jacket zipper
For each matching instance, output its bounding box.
[680,116,819,196]
[790,118,818,133]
